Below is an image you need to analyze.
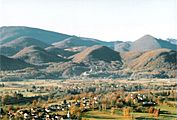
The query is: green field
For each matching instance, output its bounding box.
[82,105,177,120]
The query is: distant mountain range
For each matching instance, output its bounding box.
[0,26,176,80]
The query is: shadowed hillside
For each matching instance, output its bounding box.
[13,46,66,64]
[45,46,77,58]
[0,36,50,56]
[0,55,32,70]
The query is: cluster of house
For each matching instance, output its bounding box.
[1,97,97,120]
[6,107,68,120]
[126,93,156,106]
[1,92,157,120]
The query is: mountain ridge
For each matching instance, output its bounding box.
[0,26,176,79]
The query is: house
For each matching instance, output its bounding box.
[142,101,156,106]
[24,113,29,119]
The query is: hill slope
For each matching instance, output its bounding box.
[52,36,100,48]
[0,26,117,49]
[73,45,122,63]
[125,49,177,78]
[0,26,70,45]
[128,48,177,69]
[0,55,32,70]
[13,46,65,64]
[0,36,50,56]
[45,46,77,58]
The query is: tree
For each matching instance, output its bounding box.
[1,94,10,105]
[123,107,130,116]
[154,109,160,117]
[69,106,81,119]
[148,107,154,114]
[91,100,95,111]
[111,107,115,115]
[74,95,80,102]
[79,101,84,111]
[101,97,108,111]
[63,99,67,104]
[32,85,36,89]
[8,105,13,111]
[32,100,37,106]
[110,96,117,107]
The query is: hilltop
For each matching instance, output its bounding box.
[115,35,177,52]
[73,45,122,63]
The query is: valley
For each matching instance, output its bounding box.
[0,78,176,119]
[0,26,177,119]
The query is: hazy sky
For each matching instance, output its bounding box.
[0,0,176,41]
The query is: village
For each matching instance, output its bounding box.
[0,78,176,119]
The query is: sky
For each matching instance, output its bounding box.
[0,0,176,41]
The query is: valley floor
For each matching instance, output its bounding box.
[0,78,176,120]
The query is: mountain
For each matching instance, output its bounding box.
[0,26,117,49]
[1,26,177,79]
[126,49,177,78]
[73,45,122,63]
[45,46,123,78]
[0,55,32,70]
[114,35,177,52]
[0,26,70,45]
[130,35,177,51]
[45,46,77,58]
[166,38,177,45]
[13,46,66,64]
[128,48,177,69]
[0,36,50,56]
[52,36,118,50]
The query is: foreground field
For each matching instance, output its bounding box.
[82,104,177,120]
